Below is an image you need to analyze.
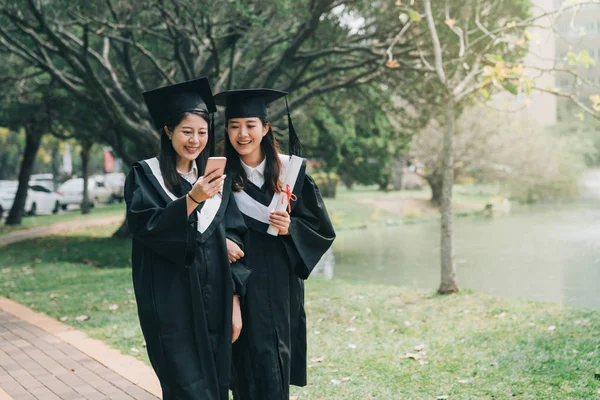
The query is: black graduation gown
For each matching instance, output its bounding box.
[229,157,335,400]
[125,158,251,400]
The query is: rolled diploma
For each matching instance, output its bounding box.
[267,155,303,236]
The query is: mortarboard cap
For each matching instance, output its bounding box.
[214,88,302,156]
[142,77,216,130]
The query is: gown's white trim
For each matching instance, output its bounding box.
[233,154,303,226]
[143,157,221,233]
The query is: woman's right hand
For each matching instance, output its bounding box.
[190,170,226,203]
[226,238,245,263]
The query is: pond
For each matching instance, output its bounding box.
[315,171,600,309]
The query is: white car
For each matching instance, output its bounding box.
[102,172,126,202]
[30,173,56,191]
[0,180,62,216]
[57,177,113,209]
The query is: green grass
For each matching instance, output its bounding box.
[323,184,503,230]
[0,203,125,235]
[1,223,598,399]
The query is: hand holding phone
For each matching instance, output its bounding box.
[204,157,227,182]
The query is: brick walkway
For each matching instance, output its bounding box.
[0,299,160,400]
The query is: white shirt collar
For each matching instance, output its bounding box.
[177,161,198,184]
[240,157,266,177]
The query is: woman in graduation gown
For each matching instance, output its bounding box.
[124,77,250,400]
[213,89,336,400]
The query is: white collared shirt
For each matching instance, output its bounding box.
[241,157,266,188]
[178,162,199,185]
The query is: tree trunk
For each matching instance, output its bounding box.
[5,125,42,225]
[80,139,92,215]
[51,143,61,185]
[438,96,458,295]
[390,155,405,191]
[426,175,443,206]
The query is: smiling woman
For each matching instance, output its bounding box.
[124,77,251,400]
[214,88,335,400]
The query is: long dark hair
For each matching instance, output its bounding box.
[159,111,210,196]
[224,118,282,193]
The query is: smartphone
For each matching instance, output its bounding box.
[204,157,227,180]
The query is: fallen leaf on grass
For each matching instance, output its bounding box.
[310,356,325,363]
[108,304,119,311]
[75,315,89,322]
[341,377,351,382]
[131,348,140,354]
[346,327,356,332]
[348,344,357,349]
[548,325,556,331]
[437,396,449,400]
[414,344,426,351]
[314,330,321,335]
[331,379,340,385]
[404,321,411,326]
[49,294,58,299]
[458,378,473,384]
[389,328,396,334]
[60,316,69,322]
[497,312,507,319]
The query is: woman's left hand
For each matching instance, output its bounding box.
[232,295,242,343]
[269,210,291,235]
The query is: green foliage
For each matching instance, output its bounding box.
[0,0,404,165]
[567,50,596,69]
[553,103,600,167]
[298,87,412,190]
[0,127,25,180]
[310,171,340,198]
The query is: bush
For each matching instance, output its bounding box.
[311,172,340,198]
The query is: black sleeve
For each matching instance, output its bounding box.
[282,172,336,279]
[224,188,251,298]
[125,164,196,267]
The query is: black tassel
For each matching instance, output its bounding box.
[209,113,215,156]
[285,95,302,156]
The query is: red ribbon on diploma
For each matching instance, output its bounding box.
[281,184,297,213]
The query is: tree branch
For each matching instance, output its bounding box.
[424,0,446,84]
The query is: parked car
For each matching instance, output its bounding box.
[30,173,56,191]
[102,172,126,202]
[0,180,62,216]
[57,177,113,209]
